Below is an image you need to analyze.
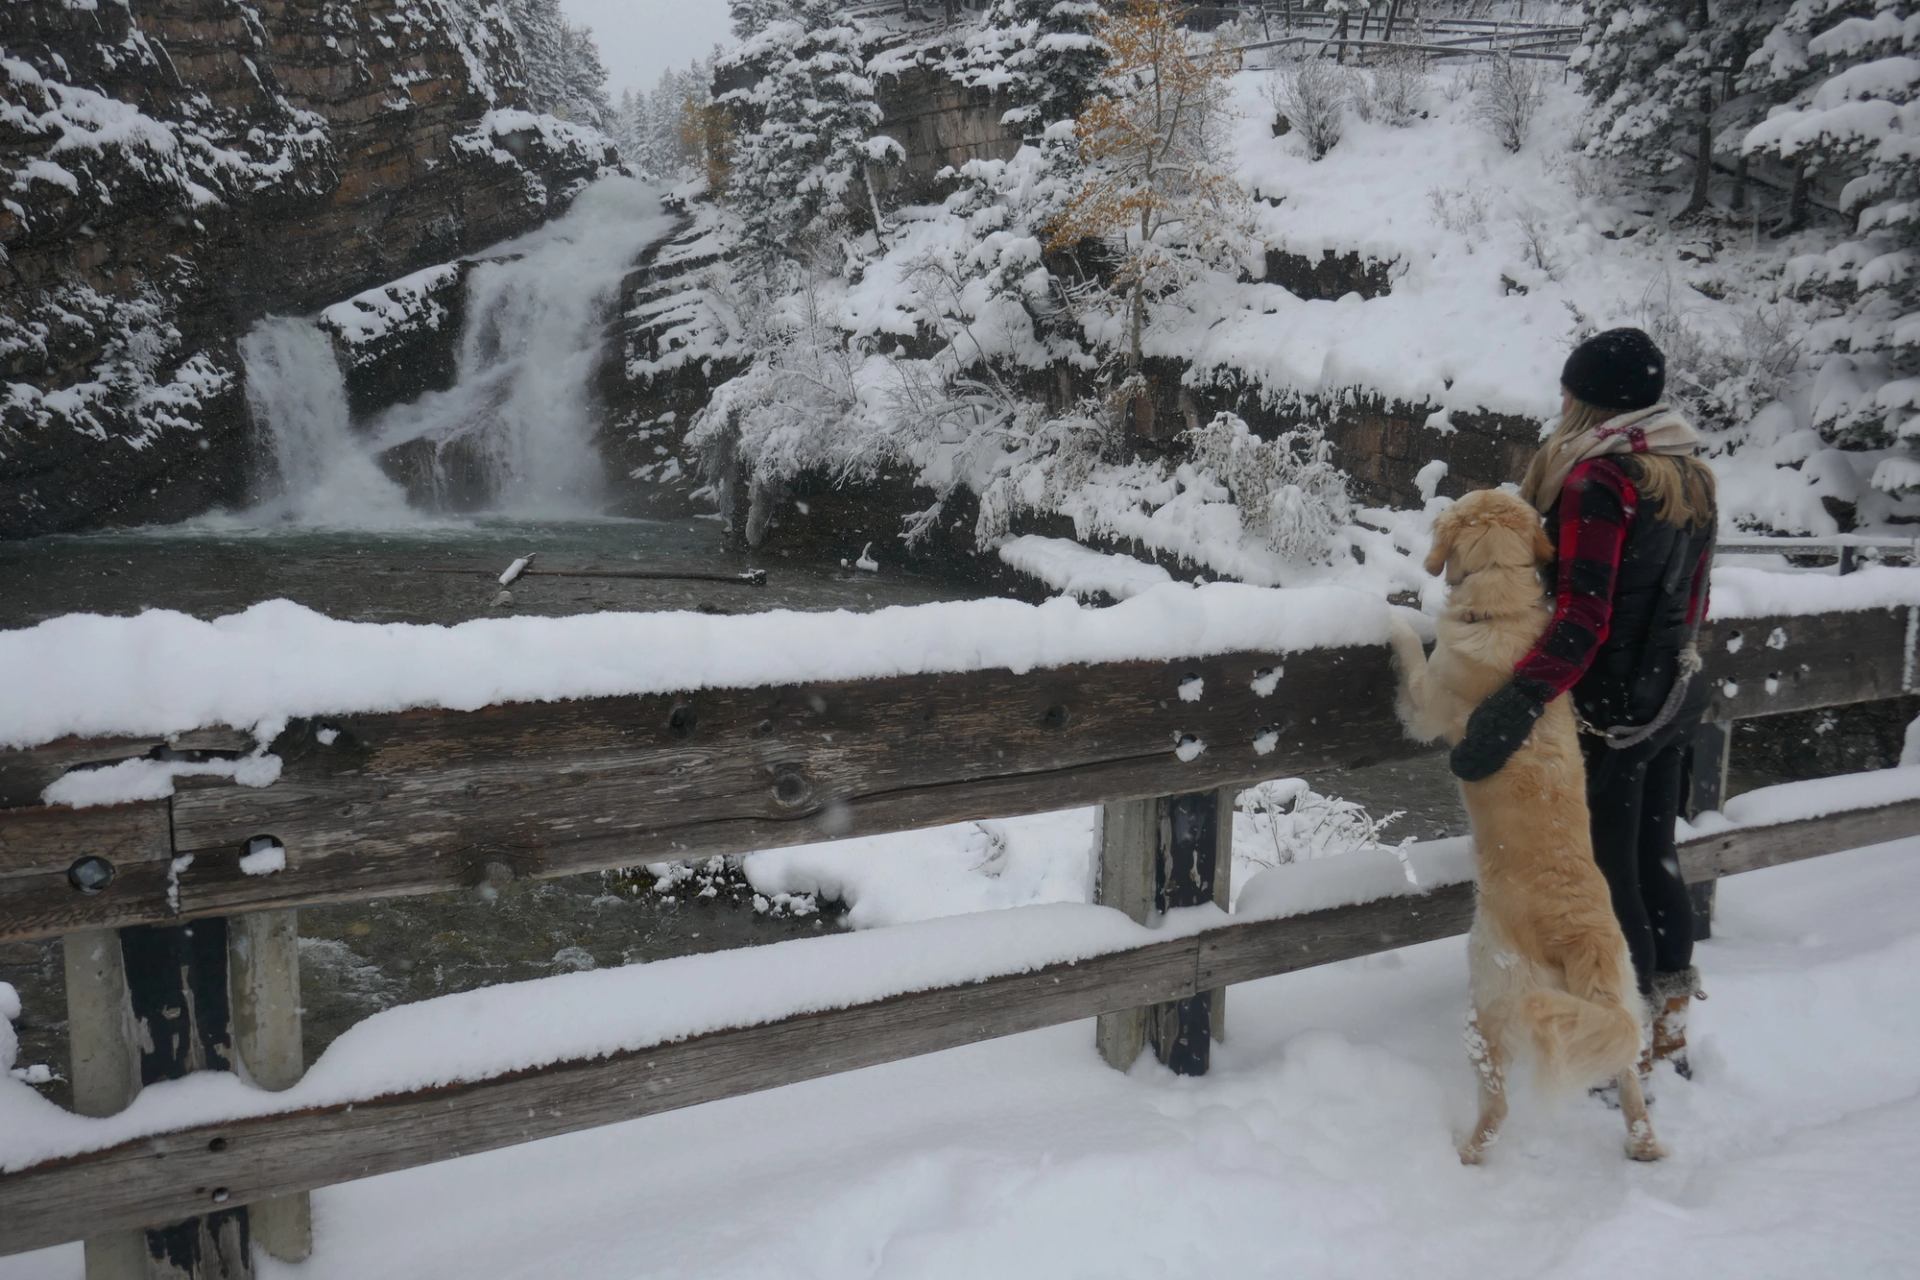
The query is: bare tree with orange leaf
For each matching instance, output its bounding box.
[1047,0,1248,397]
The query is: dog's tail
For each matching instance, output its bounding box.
[1519,944,1644,1091]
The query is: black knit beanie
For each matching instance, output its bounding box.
[1560,327,1666,413]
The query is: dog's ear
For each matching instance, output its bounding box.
[1531,517,1555,565]
[1424,511,1458,578]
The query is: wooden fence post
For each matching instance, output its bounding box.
[1095,797,1157,1070]
[62,929,148,1280]
[1095,789,1232,1076]
[120,919,253,1280]
[1685,721,1731,940]
[228,908,312,1263]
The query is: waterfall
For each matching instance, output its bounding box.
[370,177,676,516]
[238,177,674,526]
[239,317,414,526]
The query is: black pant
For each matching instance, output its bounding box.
[1580,702,1704,994]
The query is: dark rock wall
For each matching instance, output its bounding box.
[1,0,615,537]
[872,65,1019,199]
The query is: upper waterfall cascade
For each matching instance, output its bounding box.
[240,177,674,525]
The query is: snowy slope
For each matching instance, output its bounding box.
[8,837,1912,1279]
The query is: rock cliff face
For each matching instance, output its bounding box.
[1,0,615,537]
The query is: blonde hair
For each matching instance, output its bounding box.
[1520,397,1716,531]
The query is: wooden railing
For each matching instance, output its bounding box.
[1,604,1914,1276]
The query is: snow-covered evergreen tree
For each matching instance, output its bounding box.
[719,0,897,273]
[555,22,614,127]
[1744,1,1920,506]
[504,0,568,112]
[932,0,1108,382]
[730,0,794,40]
[1575,0,1725,210]
[950,0,1107,139]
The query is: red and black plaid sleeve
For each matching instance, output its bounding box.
[1511,458,1638,699]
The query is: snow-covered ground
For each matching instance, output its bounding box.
[10,835,1914,1279]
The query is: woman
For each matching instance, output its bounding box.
[1450,327,1717,1080]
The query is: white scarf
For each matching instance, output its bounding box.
[1520,405,1701,514]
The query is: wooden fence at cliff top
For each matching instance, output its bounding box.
[0,599,1915,1277]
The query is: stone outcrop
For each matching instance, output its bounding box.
[1,0,616,537]
[599,200,744,520]
[872,65,1019,199]
[317,262,474,419]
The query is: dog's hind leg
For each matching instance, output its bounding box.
[1459,1005,1509,1165]
[1615,1070,1665,1162]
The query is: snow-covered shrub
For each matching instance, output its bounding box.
[1635,269,1810,432]
[1187,412,1353,564]
[1510,201,1560,279]
[972,404,1110,548]
[1355,47,1426,127]
[1426,184,1490,240]
[1270,58,1350,160]
[1234,779,1403,872]
[1474,54,1544,153]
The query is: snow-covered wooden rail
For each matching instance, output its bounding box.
[0,589,1916,1276]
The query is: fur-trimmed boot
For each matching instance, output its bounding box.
[1651,967,1702,1080]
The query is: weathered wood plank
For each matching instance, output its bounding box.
[0,804,174,942]
[1197,882,1480,991]
[120,919,254,1278]
[0,611,1905,942]
[228,909,313,1264]
[0,738,164,809]
[1698,609,1913,721]
[0,936,1202,1257]
[3,648,1423,941]
[1678,797,1920,882]
[8,798,1914,1256]
[1154,791,1225,1075]
[1094,798,1158,1070]
[61,930,147,1280]
[1684,721,1732,938]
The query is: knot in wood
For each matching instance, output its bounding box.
[771,767,815,811]
[1043,703,1071,730]
[668,702,698,737]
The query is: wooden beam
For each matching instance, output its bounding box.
[228,909,313,1264]
[1093,798,1158,1070]
[0,611,1905,945]
[1677,796,1920,882]
[61,930,147,1280]
[6,795,1914,1256]
[118,920,253,1278]
[1684,721,1732,939]
[0,803,173,943]
[1153,791,1227,1075]
[1698,609,1914,722]
[1,647,1421,942]
[0,937,1202,1257]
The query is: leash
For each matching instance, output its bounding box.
[1580,529,1716,751]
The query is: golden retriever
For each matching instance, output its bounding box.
[1389,489,1662,1164]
